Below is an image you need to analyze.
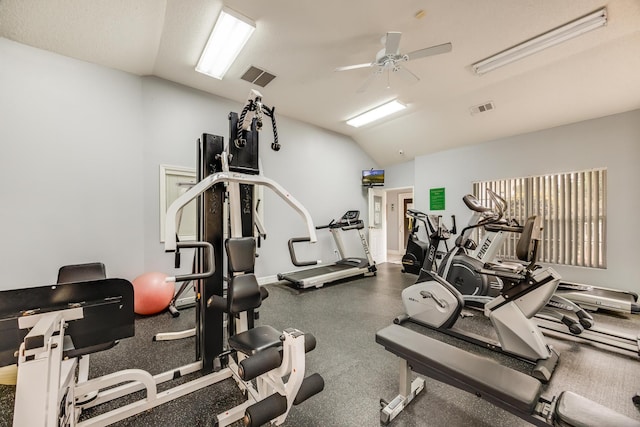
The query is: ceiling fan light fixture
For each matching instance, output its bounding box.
[196,7,255,80]
[472,7,607,75]
[346,100,406,128]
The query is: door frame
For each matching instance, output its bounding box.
[398,191,414,252]
[368,186,414,263]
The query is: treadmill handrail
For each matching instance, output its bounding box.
[338,222,364,231]
[165,171,317,252]
[287,237,319,267]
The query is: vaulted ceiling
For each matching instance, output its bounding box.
[1,0,639,166]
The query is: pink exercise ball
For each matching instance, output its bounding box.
[132,272,175,315]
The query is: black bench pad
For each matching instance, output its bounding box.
[228,325,282,356]
[555,391,640,427]
[376,324,542,414]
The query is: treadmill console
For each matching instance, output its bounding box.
[340,210,360,223]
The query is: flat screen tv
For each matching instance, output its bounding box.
[362,169,384,186]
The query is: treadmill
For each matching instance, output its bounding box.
[556,281,640,314]
[277,210,377,288]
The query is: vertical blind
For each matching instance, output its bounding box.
[473,168,607,268]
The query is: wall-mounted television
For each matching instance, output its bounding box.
[362,169,385,187]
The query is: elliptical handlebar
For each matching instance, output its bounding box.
[406,210,455,239]
[487,189,507,219]
[456,191,506,247]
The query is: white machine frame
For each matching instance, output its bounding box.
[13,306,308,427]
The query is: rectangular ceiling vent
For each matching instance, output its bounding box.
[241,66,276,87]
[469,101,495,115]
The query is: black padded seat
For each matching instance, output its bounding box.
[555,391,640,427]
[228,325,283,356]
[376,324,542,414]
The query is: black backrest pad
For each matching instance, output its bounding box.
[376,324,542,414]
[0,278,134,367]
[228,274,262,314]
[57,262,106,283]
[516,216,536,262]
[226,237,256,273]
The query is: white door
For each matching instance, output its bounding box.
[368,187,387,264]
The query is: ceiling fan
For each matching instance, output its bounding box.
[335,32,452,93]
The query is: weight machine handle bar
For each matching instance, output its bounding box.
[166,241,214,282]
[287,237,319,267]
[164,170,317,252]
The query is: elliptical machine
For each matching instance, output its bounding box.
[436,190,595,335]
[402,191,640,363]
[397,215,561,382]
[401,210,456,275]
[437,189,514,297]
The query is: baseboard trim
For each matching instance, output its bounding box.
[258,275,279,286]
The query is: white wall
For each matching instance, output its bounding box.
[384,159,414,189]
[0,37,145,288]
[0,37,378,289]
[413,109,640,291]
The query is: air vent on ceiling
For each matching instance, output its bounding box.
[469,101,495,115]
[241,66,276,87]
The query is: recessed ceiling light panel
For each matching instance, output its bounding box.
[347,100,407,128]
[196,8,256,80]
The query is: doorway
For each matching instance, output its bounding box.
[367,186,414,264]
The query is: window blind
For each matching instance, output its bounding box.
[473,168,606,268]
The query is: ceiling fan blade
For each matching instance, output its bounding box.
[356,71,379,93]
[384,32,402,56]
[405,42,452,61]
[335,62,373,72]
[396,66,420,84]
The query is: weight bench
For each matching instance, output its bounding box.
[376,324,640,426]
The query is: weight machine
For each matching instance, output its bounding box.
[4,90,324,426]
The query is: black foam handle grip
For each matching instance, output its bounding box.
[304,333,317,353]
[243,393,288,427]
[293,373,325,405]
[238,347,282,381]
[288,237,318,267]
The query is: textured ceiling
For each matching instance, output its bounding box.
[1,0,639,166]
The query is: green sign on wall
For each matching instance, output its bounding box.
[430,187,445,210]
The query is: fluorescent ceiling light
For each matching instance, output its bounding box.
[347,100,407,128]
[472,8,607,75]
[196,8,255,80]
